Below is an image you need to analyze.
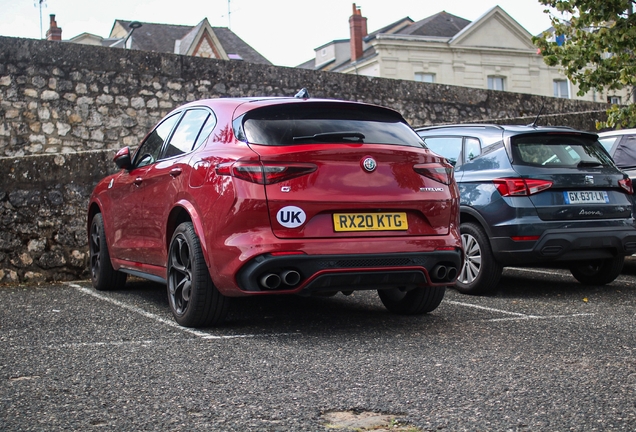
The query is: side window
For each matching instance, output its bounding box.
[133,113,180,168]
[193,111,217,150]
[422,137,463,166]
[164,109,214,158]
[598,136,619,153]
[613,135,636,168]
[464,138,481,163]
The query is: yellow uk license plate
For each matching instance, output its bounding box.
[333,212,409,232]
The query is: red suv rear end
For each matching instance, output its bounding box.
[88,96,462,327]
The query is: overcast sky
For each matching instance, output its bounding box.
[0,0,554,66]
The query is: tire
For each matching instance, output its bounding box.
[167,222,229,327]
[569,256,625,286]
[456,222,502,295]
[378,286,445,315]
[89,213,127,291]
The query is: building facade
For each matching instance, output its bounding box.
[299,4,626,104]
[44,14,271,65]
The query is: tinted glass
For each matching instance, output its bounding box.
[423,137,462,165]
[465,137,481,162]
[512,134,614,168]
[613,135,636,168]
[239,103,424,148]
[133,113,180,168]
[164,110,211,158]
[598,136,619,152]
[193,112,216,150]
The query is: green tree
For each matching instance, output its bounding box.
[533,0,636,129]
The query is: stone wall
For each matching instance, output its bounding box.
[0,150,114,283]
[0,36,611,283]
[1,36,609,158]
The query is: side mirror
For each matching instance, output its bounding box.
[114,147,132,170]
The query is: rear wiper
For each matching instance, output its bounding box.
[577,161,604,168]
[293,131,365,143]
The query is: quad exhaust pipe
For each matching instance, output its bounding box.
[259,265,456,290]
[431,264,458,283]
[260,273,282,290]
[280,270,301,286]
[259,269,301,290]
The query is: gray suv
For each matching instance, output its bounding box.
[416,124,636,295]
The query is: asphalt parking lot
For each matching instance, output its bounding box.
[2,259,636,431]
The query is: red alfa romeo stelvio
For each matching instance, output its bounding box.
[88,91,462,327]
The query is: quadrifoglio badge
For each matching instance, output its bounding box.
[277,206,306,228]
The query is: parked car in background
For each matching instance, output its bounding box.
[598,128,636,181]
[416,124,636,295]
[88,94,462,327]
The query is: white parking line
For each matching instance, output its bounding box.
[506,267,634,283]
[446,300,595,322]
[487,313,594,322]
[445,300,528,317]
[506,267,570,276]
[68,283,256,340]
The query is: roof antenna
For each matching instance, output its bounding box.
[294,88,310,99]
[529,103,545,127]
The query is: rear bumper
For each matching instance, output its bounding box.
[235,250,462,294]
[491,226,636,264]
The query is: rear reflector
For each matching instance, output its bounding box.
[270,251,306,256]
[435,246,457,251]
[619,178,633,194]
[216,162,317,184]
[494,178,553,196]
[413,162,454,185]
[511,236,540,242]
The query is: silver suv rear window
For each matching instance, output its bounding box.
[512,134,614,168]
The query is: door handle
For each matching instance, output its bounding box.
[133,177,143,186]
[170,168,183,177]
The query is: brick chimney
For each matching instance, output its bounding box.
[349,3,367,62]
[46,14,62,41]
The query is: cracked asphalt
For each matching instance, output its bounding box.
[2,259,636,431]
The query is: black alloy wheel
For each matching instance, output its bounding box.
[89,213,127,291]
[167,222,229,327]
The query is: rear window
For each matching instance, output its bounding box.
[511,134,614,168]
[234,103,425,147]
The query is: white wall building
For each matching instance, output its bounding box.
[298,4,627,104]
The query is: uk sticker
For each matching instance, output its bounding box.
[277,206,306,228]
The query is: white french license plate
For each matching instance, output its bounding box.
[563,191,609,204]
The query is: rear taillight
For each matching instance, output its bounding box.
[215,162,317,184]
[413,162,454,185]
[493,178,553,196]
[619,178,634,194]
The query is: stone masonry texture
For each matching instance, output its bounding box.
[0,36,611,283]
